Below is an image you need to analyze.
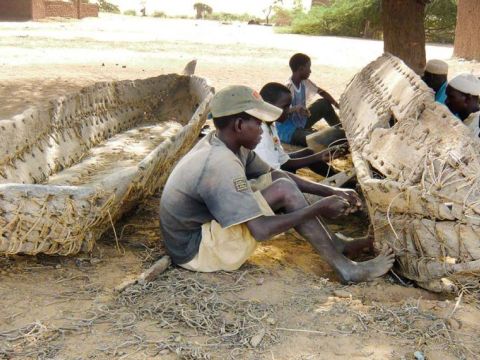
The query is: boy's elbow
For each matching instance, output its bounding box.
[247,222,270,241]
[253,231,270,242]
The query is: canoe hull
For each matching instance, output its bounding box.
[341,54,480,289]
[0,74,214,255]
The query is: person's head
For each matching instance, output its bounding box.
[259,82,292,122]
[422,59,448,93]
[210,85,282,149]
[445,73,480,120]
[289,53,311,80]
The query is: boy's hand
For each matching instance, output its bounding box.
[331,99,340,109]
[318,90,340,109]
[332,189,362,213]
[317,195,351,219]
[289,105,310,117]
[320,144,349,162]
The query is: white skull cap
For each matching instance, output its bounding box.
[449,73,480,96]
[425,59,448,75]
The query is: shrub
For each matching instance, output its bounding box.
[271,7,295,26]
[152,11,167,18]
[283,0,456,43]
[204,12,261,23]
[289,0,382,38]
[124,9,137,16]
[98,0,120,14]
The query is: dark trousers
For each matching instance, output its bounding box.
[290,98,341,147]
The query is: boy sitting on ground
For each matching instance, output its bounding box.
[160,85,394,283]
[276,53,345,148]
[255,82,346,177]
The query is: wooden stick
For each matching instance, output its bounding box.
[114,255,171,293]
[276,327,326,335]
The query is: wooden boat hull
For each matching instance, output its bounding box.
[341,54,480,290]
[0,74,213,255]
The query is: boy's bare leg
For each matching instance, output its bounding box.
[260,178,394,283]
[275,171,373,258]
[334,232,374,258]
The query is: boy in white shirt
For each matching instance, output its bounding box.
[255,82,345,177]
[277,53,345,147]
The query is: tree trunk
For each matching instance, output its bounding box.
[382,0,427,74]
[195,8,201,19]
[454,0,480,61]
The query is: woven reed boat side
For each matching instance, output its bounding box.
[340,54,480,287]
[0,74,214,256]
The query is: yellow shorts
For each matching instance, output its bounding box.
[248,172,273,192]
[180,189,274,272]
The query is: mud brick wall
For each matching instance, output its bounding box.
[79,3,98,18]
[0,0,33,20]
[44,0,76,18]
[32,0,46,19]
[0,0,97,20]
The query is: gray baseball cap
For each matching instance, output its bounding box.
[210,85,283,122]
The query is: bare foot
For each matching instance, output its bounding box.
[337,246,395,283]
[335,232,374,258]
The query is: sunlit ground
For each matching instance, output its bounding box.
[0,14,479,360]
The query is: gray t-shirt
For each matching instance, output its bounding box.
[160,132,271,264]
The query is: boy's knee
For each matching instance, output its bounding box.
[271,169,292,182]
[271,178,304,204]
[314,98,334,112]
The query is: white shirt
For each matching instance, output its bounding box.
[285,77,319,106]
[464,111,480,138]
[254,123,290,169]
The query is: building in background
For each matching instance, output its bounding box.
[0,0,98,21]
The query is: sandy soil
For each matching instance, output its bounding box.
[0,14,480,360]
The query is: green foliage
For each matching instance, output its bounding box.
[271,6,296,26]
[152,11,167,18]
[271,1,304,27]
[425,0,457,43]
[123,9,137,16]
[263,0,284,24]
[98,0,120,14]
[204,12,261,23]
[289,0,382,39]
[281,0,456,43]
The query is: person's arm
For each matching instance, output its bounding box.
[282,146,348,173]
[288,104,310,117]
[284,171,362,211]
[281,152,329,173]
[317,88,340,109]
[308,79,340,109]
[246,195,349,240]
[288,148,314,159]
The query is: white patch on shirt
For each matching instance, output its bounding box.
[233,177,249,192]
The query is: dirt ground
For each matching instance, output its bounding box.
[1,14,480,360]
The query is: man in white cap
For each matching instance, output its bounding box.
[445,73,480,137]
[422,59,448,103]
[160,85,394,283]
